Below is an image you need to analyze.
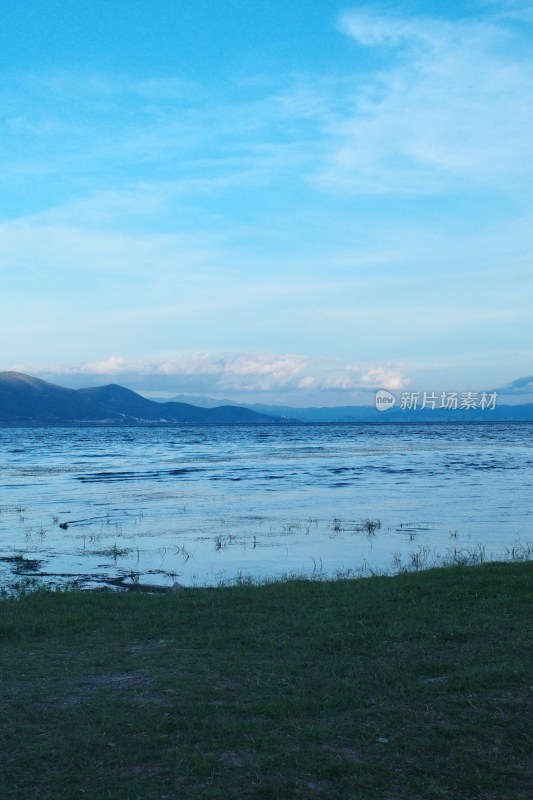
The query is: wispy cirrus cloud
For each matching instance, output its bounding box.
[5,9,533,210]
[3,9,533,208]
[0,69,319,216]
[337,9,449,48]
[313,7,533,195]
[482,0,533,23]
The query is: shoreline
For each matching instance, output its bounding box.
[2,544,532,597]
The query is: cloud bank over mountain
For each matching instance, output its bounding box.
[7,353,411,405]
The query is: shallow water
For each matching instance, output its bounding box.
[0,423,531,589]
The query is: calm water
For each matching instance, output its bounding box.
[0,424,532,589]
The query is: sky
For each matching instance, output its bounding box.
[1,0,533,405]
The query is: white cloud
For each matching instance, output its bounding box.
[337,9,447,49]
[297,376,316,390]
[9,353,411,397]
[77,357,136,375]
[316,8,533,195]
[325,363,410,392]
[482,0,533,23]
[33,352,310,381]
[360,367,410,391]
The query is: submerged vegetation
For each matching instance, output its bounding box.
[0,561,531,799]
[0,504,531,595]
[0,553,44,574]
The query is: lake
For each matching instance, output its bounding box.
[0,423,531,590]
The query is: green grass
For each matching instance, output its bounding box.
[0,562,531,799]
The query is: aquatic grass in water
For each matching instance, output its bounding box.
[0,553,44,574]
[92,543,131,560]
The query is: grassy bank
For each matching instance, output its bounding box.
[1,562,531,799]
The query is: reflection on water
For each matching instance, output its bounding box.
[0,423,532,589]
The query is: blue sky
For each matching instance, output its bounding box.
[1,0,533,405]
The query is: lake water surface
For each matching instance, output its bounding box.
[1,423,531,590]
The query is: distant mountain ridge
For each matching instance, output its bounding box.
[0,372,281,424]
[163,394,239,408]
[156,393,533,422]
[242,402,533,422]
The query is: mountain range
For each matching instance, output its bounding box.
[0,372,280,424]
[1,372,532,423]
[165,394,533,423]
